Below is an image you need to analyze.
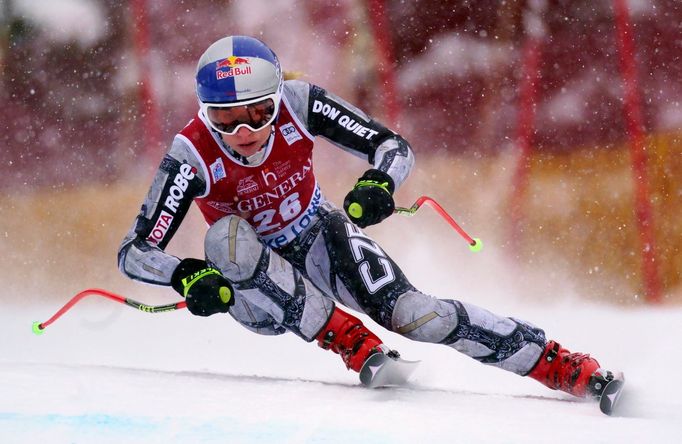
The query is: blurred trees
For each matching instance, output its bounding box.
[1,0,680,300]
[3,0,681,185]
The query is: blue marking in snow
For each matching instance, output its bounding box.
[0,413,160,442]
[0,413,397,443]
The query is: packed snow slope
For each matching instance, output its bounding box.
[3,289,681,443]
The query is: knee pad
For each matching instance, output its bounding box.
[205,215,334,341]
[392,291,459,343]
[204,215,263,282]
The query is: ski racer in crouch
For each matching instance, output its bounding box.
[118,35,617,399]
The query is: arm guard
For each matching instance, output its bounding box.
[117,139,207,285]
[284,80,415,190]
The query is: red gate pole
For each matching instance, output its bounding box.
[509,1,547,253]
[366,0,399,128]
[613,0,662,303]
[130,0,162,164]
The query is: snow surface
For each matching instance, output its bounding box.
[2,296,680,443]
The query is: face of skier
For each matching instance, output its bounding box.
[220,124,272,157]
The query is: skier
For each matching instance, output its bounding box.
[118,35,615,399]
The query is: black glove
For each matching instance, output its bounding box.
[343,169,395,228]
[171,258,234,317]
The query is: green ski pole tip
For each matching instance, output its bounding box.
[32,321,45,335]
[469,238,483,253]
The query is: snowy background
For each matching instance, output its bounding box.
[2,0,682,443]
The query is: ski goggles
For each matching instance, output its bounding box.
[201,93,280,135]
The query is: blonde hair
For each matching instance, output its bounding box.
[283,70,305,81]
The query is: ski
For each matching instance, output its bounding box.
[359,351,420,389]
[598,373,625,416]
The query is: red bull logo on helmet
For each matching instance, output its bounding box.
[216,56,252,80]
[216,56,250,68]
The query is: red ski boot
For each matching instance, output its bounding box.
[315,307,384,372]
[528,340,614,398]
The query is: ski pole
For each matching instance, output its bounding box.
[32,288,186,335]
[394,195,482,252]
